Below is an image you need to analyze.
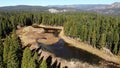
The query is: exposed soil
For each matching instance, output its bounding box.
[16,25,120,68]
[16,26,59,49]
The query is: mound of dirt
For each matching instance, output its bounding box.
[16,26,59,49]
[22,26,44,33]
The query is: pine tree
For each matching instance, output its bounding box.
[3,33,21,68]
[28,52,38,68]
[91,30,96,47]
[0,21,2,37]
[98,33,106,49]
[7,50,19,68]
[28,58,36,68]
[113,31,119,54]
[3,36,11,64]
[7,33,20,68]
[21,47,32,68]
[40,60,47,68]
[0,37,4,68]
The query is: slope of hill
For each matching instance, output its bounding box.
[88,2,120,16]
[0,5,49,12]
[48,4,107,10]
[0,2,120,16]
[48,2,120,16]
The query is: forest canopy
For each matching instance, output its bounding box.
[0,11,119,68]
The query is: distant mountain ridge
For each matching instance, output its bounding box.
[0,2,120,16]
[87,2,120,16]
[0,5,49,12]
[111,2,120,8]
[48,4,107,10]
[47,2,120,16]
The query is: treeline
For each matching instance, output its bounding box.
[0,11,65,68]
[64,12,120,55]
[0,11,120,68]
[0,11,66,38]
[0,32,47,68]
[0,11,120,55]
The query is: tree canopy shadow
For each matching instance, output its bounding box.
[37,38,120,67]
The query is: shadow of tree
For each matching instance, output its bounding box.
[37,39,120,67]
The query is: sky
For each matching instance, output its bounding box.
[0,0,120,7]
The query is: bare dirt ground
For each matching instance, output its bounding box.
[16,26,59,49]
[40,25,120,66]
[16,25,120,68]
[39,25,120,64]
[17,26,101,68]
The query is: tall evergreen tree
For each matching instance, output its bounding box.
[91,30,96,47]
[7,33,21,68]
[3,36,11,64]
[28,52,38,68]
[0,37,4,68]
[98,33,106,49]
[21,47,32,68]
[40,60,47,68]
[3,32,22,68]
[113,31,119,54]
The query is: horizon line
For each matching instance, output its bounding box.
[0,3,113,7]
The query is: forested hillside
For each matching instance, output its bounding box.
[63,12,120,55]
[0,32,47,68]
[0,11,120,68]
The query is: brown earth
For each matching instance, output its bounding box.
[16,25,120,68]
[16,26,59,49]
[59,26,120,65]
[16,26,100,68]
[39,25,120,65]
